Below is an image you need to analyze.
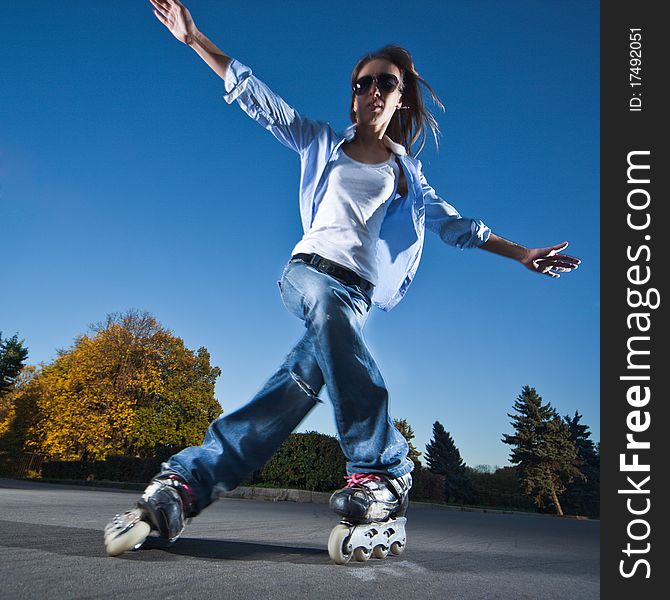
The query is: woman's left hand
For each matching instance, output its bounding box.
[520,242,581,278]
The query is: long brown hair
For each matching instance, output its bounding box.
[349,45,445,157]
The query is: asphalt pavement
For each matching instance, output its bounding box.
[0,479,599,600]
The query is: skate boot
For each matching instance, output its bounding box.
[327,472,412,564]
[103,473,196,557]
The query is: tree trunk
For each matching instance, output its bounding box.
[550,486,564,516]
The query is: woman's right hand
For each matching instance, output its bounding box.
[149,0,198,45]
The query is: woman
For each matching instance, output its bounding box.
[105,0,580,561]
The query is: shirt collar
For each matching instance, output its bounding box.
[342,124,407,157]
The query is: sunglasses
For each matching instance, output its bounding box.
[353,73,401,96]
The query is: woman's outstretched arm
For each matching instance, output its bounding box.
[149,0,232,80]
[148,0,324,154]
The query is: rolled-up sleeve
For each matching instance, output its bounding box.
[222,59,322,154]
[419,164,490,249]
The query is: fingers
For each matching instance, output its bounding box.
[153,8,168,25]
[542,259,579,270]
[539,246,581,266]
[150,0,168,21]
[544,242,567,258]
[555,254,581,265]
[537,265,562,278]
[533,262,578,276]
[149,0,169,12]
[150,0,176,21]
[531,253,580,278]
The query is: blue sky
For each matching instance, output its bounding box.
[1,0,599,468]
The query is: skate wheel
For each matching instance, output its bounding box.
[353,547,371,562]
[104,520,151,557]
[328,524,353,565]
[390,540,405,556]
[373,544,389,559]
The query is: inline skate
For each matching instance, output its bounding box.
[327,472,411,564]
[103,473,196,557]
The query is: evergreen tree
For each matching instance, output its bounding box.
[0,333,29,396]
[393,417,422,467]
[425,421,449,474]
[561,411,600,517]
[502,386,583,515]
[425,420,472,503]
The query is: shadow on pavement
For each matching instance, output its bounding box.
[1,520,327,565]
[157,537,327,564]
[2,520,108,558]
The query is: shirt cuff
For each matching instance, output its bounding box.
[223,59,252,104]
[473,220,491,247]
[458,220,491,249]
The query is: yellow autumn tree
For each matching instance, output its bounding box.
[0,311,222,460]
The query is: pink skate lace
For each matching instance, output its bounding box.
[344,473,382,488]
[166,474,196,514]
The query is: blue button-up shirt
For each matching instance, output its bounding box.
[223,59,490,311]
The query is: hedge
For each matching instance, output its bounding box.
[36,433,348,491]
[410,467,445,503]
[256,432,347,492]
[41,455,164,483]
[468,466,535,511]
[23,433,488,508]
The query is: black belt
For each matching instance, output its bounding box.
[291,253,375,297]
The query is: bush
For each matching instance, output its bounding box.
[41,455,164,483]
[257,432,347,492]
[410,466,445,502]
[467,466,535,510]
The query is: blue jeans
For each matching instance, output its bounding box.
[166,259,412,514]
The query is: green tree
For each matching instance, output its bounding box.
[502,386,583,515]
[0,333,29,396]
[393,417,422,467]
[561,411,600,517]
[0,310,222,460]
[425,420,472,503]
[0,365,38,451]
[466,465,535,511]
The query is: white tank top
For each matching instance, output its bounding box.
[291,149,400,285]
